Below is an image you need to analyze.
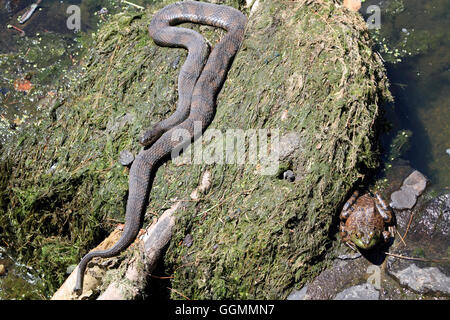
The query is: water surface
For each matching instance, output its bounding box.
[363,0,449,190]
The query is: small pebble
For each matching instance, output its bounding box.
[283,170,295,182]
[0,264,6,276]
[183,234,193,248]
[119,150,134,166]
[171,56,181,69]
[66,264,76,275]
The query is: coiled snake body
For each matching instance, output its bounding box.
[74,1,247,293]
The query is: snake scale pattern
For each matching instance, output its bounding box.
[74,1,247,294]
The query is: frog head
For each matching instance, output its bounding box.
[350,228,381,250]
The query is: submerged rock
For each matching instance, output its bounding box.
[385,192,449,299]
[291,256,375,300]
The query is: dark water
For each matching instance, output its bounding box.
[362,0,449,191]
[0,249,46,299]
[0,0,448,299]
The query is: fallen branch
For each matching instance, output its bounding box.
[97,201,180,299]
[384,252,449,264]
[51,203,179,300]
[121,0,145,10]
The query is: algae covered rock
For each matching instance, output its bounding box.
[0,0,391,298]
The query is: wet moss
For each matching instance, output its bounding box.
[0,0,391,298]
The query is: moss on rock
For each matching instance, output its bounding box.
[0,0,391,298]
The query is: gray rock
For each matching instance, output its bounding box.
[414,193,450,238]
[300,256,374,300]
[390,263,450,295]
[287,285,308,300]
[390,188,417,210]
[278,132,302,160]
[337,252,362,260]
[403,170,427,197]
[395,193,449,241]
[47,161,58,174]
[119,150,135,166]
[334,283,379,300]
[390,170,427,210]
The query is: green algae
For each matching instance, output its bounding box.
[0,0,391,298]
[386,129,413,163]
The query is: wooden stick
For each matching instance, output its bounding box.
[402,210,415,242]
[395,229,407,246]
[384,251,449,264]
[168,287,190,300]
[121,0,145,10]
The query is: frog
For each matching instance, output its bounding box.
[339,190,395,251]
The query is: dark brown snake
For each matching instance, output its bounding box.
[74,1,247,294]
